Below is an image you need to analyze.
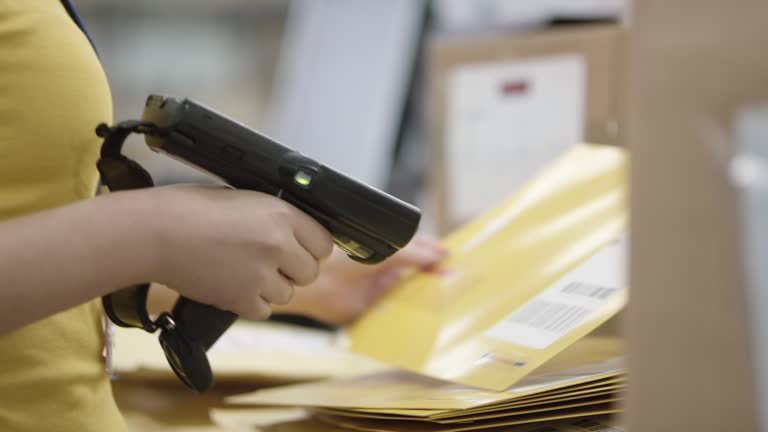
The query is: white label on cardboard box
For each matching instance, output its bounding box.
[485,236,626,349]
[445,54,585,225]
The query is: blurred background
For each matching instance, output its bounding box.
[76,0,625,235]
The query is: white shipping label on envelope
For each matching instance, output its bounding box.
[485,236,627,349]
[445,54,585,224]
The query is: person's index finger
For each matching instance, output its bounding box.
[287,204,334,260]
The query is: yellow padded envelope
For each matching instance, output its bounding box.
[344,144,628,390]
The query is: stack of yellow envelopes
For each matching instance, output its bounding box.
[211,408,623,432]
[216,144,629,431]
[223,354,624,431]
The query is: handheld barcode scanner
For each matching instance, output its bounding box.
[96,95,421,392]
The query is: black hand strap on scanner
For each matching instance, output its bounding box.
[95,120,236,392]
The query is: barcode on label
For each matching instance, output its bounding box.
[562,282,617,300]
[505,300,591,334]
[485,238,626,349]
[571,419,624,432]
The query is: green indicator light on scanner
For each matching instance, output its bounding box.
[294,170,313,187]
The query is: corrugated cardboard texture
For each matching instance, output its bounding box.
[427,24,624,233]
[625,0,766,430]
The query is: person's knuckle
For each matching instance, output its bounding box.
[269,200,294,220]
[244,297,271,320]
[210,285,238,312]
[288,260,314,287]
[259,228,289,256]
[319,234,334,259]
[264,278,292,304]
[304,261,321,285]
[276,283,294,304]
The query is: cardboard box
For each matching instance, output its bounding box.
[427,24,624,233]
[624,0,767,430]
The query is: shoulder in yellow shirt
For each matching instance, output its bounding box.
[0,1,125,431]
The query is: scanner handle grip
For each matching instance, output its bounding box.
[155,297,238,391]
[171,297,238,351]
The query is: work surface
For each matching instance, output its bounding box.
[115,379,624,432]
[115,380,252,432]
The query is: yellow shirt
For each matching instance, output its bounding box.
[0,1,125,430]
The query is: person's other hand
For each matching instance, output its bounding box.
[146,185,334,321]
[273,234,447,325]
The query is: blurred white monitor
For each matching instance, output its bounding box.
[267,0,427,188]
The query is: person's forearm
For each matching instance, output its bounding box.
[0,190,160,333]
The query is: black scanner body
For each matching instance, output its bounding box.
[141,95,420,262]
[103,95,421,391]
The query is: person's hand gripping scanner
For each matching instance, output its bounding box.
[95,95,421,392]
